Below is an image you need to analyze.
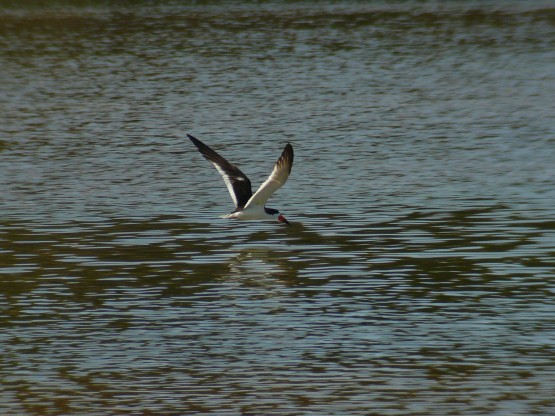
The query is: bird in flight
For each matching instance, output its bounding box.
[188,134,294,225]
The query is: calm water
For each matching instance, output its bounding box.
[1,1,555,414]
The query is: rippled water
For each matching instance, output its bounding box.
[1,1,555,414]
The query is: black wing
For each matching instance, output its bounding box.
[188,134,253,209]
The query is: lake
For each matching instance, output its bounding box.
[1,1,555,414]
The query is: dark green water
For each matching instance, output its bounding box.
[1,1,555,414]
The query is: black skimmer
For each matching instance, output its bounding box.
[188,134,294,225]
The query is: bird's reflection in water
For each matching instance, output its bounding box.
[222,245,299,285]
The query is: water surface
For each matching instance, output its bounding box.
[1,1,555,414]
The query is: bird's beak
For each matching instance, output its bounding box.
[277,214,291,226]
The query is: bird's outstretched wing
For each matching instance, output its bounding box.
[188,134,253,209]
[244,143,294,209]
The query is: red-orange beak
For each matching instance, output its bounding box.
[277,214,290,226]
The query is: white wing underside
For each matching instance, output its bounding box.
[244,161,290,209]
[213,163,244,208]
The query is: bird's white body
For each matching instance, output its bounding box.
[223,206,275,220]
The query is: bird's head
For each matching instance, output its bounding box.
[265,207,291,226]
